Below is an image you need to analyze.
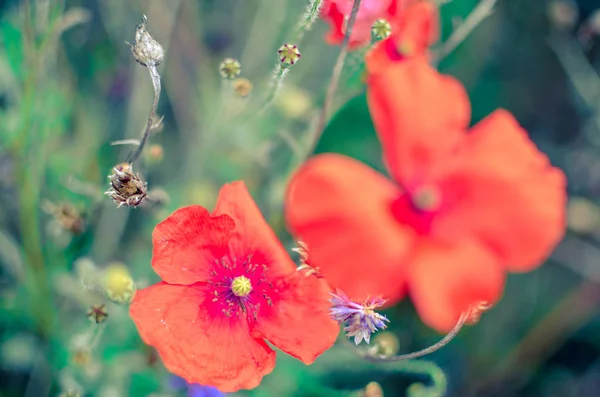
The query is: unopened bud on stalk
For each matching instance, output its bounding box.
[105,163,147,208]
[372,331,400,357]
[103,262,136,304]
[372,19,392,41]
[87,304,109,324]
[127,15,164,67]
[278,44,301,67]
[219,58,242,80]
[364,382,384,397]
[232,78,253,97]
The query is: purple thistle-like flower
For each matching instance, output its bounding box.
[329,290,389,345]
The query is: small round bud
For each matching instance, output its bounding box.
[219,58,242,80]
[103,263,136,304]
[231,275,252,297]
[547,0,579,30]
[146,144,164,163]
[60,390,81,397]
[232,78,253,97]
[105,163,147,208]
[372,331,400,356]
[278,44,301,67]
[364,382,384,397]
[128,15,164,67]
[71,347,92,367]
[87,304,108,324]
[372,19,392,41]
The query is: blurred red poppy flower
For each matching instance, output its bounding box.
[322,0,405,48]
[130,182,338,392]
[285,59,566,332]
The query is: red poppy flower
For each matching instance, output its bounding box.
[285,59,566,332]
[130,182,338,392]
[322,0,406,48]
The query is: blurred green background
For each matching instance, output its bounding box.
[1,0,600,396]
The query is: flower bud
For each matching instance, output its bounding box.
[278,44,301,67]
[372,19,392,41]
[364,382,384,397]
[146,144,164,163]
[59,390,81,397]
[87,304,108,324]
[232,78,253,97]
[372,331,400,356]
[105,163,147,208]
[103,262,136,304]
[128,15,164,67]
[219,58,242,80]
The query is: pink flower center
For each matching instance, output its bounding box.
[391,185,442,234]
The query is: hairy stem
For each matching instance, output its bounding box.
[434,0,497,62]
[308,0,362,157]
[348,311,468,362]
[127,64,161,164]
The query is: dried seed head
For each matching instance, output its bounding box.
[103,262,136,304]
[232,77,253,97]
[42,201,85,235]
[105,163,147,208]
[87,304,108,324]
[372,19,392,41]
[128,15,164,67]
[278,44,301,67]
[219,58,242,80]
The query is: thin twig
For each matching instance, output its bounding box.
[348,311,469,362]
[308,0,362,157]
[127,64,161,164]
[435,0,498,62]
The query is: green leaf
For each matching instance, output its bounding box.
[0,21,24,81]
[314,93,385,173]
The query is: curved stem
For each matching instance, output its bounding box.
[348,311,469,363]
[434,0,497,63]
[308,0,362,157]
[127,64,161,164]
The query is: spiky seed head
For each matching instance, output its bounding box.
[128,15,164,67]
[278,44,301,67]
[372,19,392,41]
[219,58,242,80]
[105,163,147,208]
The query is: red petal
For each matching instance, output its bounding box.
[152,206,235,285]
[408,239,505,332]
[433,110,567,271]
[130,283,276,392]
[366,1,439,71]
[251,272,339,364]
[285,154,413,304]
[213,181,296,278]
[367,58,471,184]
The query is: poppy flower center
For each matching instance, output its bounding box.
[411,186,441,211]
[208,256,273,319]
[231,275,252,297]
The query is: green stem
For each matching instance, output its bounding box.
[305,0,362,158]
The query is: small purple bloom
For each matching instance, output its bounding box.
[329,290,389,345]
[170,376,225,397]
